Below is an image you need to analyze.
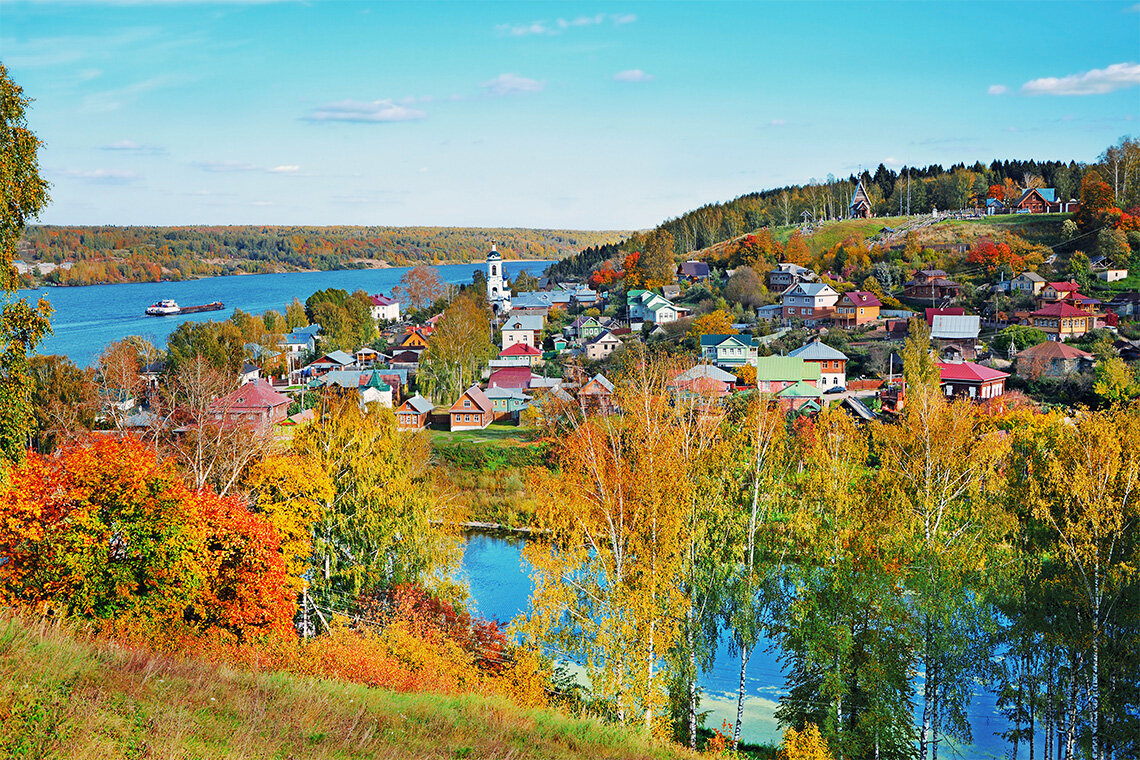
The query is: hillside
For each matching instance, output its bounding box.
[0,614,694,760]
[13,226,630,288]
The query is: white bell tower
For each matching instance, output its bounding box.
[487,243,510,313]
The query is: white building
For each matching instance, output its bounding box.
[368,294,400,322]
[501,314,544,349]
[487,244,512,313]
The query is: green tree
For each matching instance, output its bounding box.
[285,297,308,330]
[1067,251,1092,291]
[510,270,540,295]
[992,325,1048,356]
[1093,356,1140,405]
[1095,228,1131,268]
[417,293,495,403]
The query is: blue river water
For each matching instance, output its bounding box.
[11,260,550,367]
[461,534,1013,757]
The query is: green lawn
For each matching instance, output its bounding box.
[428,422,539,447]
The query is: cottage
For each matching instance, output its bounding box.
[497,342,544,367]
[501,315,544,349]
[311,369,393,407]
[789,339,848,388]
[754,356,821,393]
[1010,272,1046,295]
[678,260,710,282]
[487,366,534,391]
[1030,302,1095,340]
[1010,187,1062,214]
[1015,341,1094,379]
[397,329,431,350]
[930,314,981,360]
[485,386,531,419]
[1041,281,1081,302]
[354,347,381,366]
[578,373,616,414]
[396,394,434,430]
[448,385,494,430]
[568,315,604,342]
[368,294,400,322]
[781,282,839,325]
[584,330,623,361]
[208,379,291,429]
[1097,269,1129,283]
[768,263,817,291]
[669,364,737,397]
[777,380,824,413]
[699,334,759,367]
[835,291,882,326]
[628,289,682,325]
[305,350,356,378]
[937,361,1008,400]
[903,270,960,302]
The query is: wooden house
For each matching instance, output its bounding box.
[578,374,616,415]
[755,356,821,393]
[789,339,848,388]
[1041,281,1081,302]
[1015,341,1094,380]
[398,329,431,350]
[850,179,873,219]
[904,270,960,301]
[1030,302,1095,340]
[448,385,494,430]
[208,379,291,430]
[396,394,434,430]
[835,291,881,326]
[937,361,1008,401]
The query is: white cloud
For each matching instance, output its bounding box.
[250,201,274,207]
[480,73,545,97]
[768,118,787,127]
[496,21,550,36]
[81,74,183,113]
[99,139,166,154]
[267,165,300,173]
[558,14,605,29]
[194,160,259,172]
[613,69,653,83]
[987,84,1009,95]
[58,168,141,184]
[613,13,637,24]
[884,157,902,165]
[304,99,427,122]
[497,13,634,36]
[1022,62,1140,96]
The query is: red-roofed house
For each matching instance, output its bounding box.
[448,385,494,430]
[925,307,965,326]
[368,294,400,322]
[208,379,291,429]
[487,366,534,391]
[1042,281,1081,302]
[498,342,543,367]
[1015,341,1094,379]
[1030,302,1095,340]
[835,291,882,326]
[937,361,1008,400]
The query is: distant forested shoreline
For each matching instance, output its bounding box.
[14,225,630,287]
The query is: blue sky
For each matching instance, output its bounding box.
[3,0,1139,229]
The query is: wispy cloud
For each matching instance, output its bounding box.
[58,168,142,184]
[480,73,545,97]
[1022,62,1140,96]
[99,139,167,154]
[496,13,635,36]
[767,118,787,127]
[613,69,653,83]
[81,74,184,113]
[267,165,300,174]
[194,160,260,173]
[304,99,427,122]
[987,84,1009,95]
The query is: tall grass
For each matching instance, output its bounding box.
[0,612,696,759]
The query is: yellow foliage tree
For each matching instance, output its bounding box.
[687,310,737,341]
[778,724,834,760]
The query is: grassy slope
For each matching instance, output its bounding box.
[0,615,695,760]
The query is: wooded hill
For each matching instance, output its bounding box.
[14,225,629,287]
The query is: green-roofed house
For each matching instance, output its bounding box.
[755,356,821,394]
[699,334,760,367]
[777,380,823,414]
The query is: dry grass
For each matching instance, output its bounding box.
[0,613,696,760]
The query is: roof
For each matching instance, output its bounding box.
[451,385,494,413]
[580,374,614,393]
[484,386,531,401]
[209,379,290,412]
[789,339,849,362]
[777,380,822,398]
[502,315,544,332]
[930,315,981,340]
[318,370,391,391]
[1032,302,1093,318]
[917,269,948,277]
[842,396,878,421]
[786,282,838,298]
[1015,271,1045,282]
[840,291,882,308]
[399,393,435,415]
[1017,341,1093,361]
[699,333,755,349]
[679,261,710,277]
[925,307,965,326]
[369,294,397,306]
[388,350,422,364]
[1015,187,1058,206]
[755,356,821,383]
[499,342,543,357]
[588,330,623,345]
[937,361,1010,383]
[1047,281,1081,292]
[317,350,355,365]
[673,364,737,384]
[487,366,534,390]
[772,263,814,277]
[850,179,872,209]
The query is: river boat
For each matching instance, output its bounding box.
[144,300,225,316]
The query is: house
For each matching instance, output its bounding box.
[930,314,982,360]
[781,282,840,325]
[669,364,737,397]
[239,362,261,386]
[487,366,534,391]
[568,315,605,342]
[1097,269,1129,283]
[311,369,393,407]
[628,289,682,325]
[396,393,434,430]
[768,263,817,291]
[279,325,321,371]
[449,385,494,430]
[985,197,1006,216]
[374,367,410,392]
[305,350,356,378]
[678,260,710,282]
[578,374,616,414]
[397,329,431,351]
[937,360,1008,400]
[208,379,291,429]
[1041,281,1081,302]
[1030,302,1096,341]
[584,330,623,361]
[1015,341,1094,379]
[700,334,759,367]
[497,342,543,367]
[835,291,882,326]
[485,386,531,419]
[777,380,823,413]
[501,315,544,349]
[789,339,848,388]
[903,270,960,301]
[368,294,400,322]
[1010,187,1061,214]
[850,179,873,219]
[755,356,821,393]
[354,347,381,366]
[1011,272,1046,295]
[1105,291,1140,317]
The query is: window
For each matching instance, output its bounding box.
[464,399,471,408]
[945,385,953,396]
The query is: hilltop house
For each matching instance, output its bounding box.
[1030,302,1096,340]
[781,282,839,325]
[700,334,760,368]
[678,260,710,282]
[584,330,623,362]
[1011,271,1046,295]
[496,342,543,367]
[850,179,873,219]
[1041,281,1081,302]
[768,263,817,291]
[904,270,960,301]
[448,385,494,431]
[628,289,683,325]
[396,394,434,430]
[835,291,882,326]
[789,339,848,388]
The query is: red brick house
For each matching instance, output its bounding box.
[904,270,960,301]
[448,385,494,430]
[208,379,291,429]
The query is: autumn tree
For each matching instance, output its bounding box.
[95,338,150,429]
[627,229,677,289]
[511,270,540,295]
[1075,170,1117,233]
[27,354,97,452]
[686,310,736,341]
[394,264,447,311]
[783,230,811,266]
[778,724,834,760]
[1093,356,1140,405]
[723,265,766,308]
[285,297,308,330]
[417,292,496,403]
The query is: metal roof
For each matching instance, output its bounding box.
[930,315,981,340]
[789,339,849,362]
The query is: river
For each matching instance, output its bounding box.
[10,260,551,367]
[461,533,1012,758]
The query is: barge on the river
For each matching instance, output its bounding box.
[145,300,225,316]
